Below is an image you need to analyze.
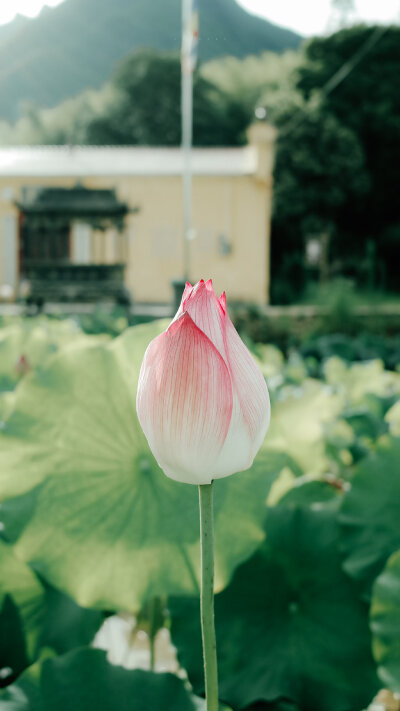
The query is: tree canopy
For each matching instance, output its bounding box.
[294,26,400,291]
[270,103,370,302]
[269,24,400,299]
[86,50,251,147]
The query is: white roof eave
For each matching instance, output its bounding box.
[0,145,258,178]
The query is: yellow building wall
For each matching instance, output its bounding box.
[0,169,273,304]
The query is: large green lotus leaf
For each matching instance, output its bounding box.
[0,648,197,711]
[385,400,400,437]
[277,478,342,508]
[41,649,197,711]
[0,321,168,500]
[0,595,29,687]
[170,506,379,711]
[341,400,389,442]
[323,417,355,468]
[193,700,232,711]
[38,584,103,656]
[0,391,15,423]
[264,379,344,475]
[323,357,400,404]
[0,539,45,661]
[241,704,299,711]
[282,352,308,386]
[0,322,283,611]
[370,549,400,692]
[252,344,285,381]
[0,317,100,392]
[0,685,31,710]
[339,436,400,590]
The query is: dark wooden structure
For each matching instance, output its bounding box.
[16,185,132,304]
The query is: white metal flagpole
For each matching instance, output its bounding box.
[181,0,198,283]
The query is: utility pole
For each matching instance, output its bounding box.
[181,0,198,284]
[327,0,356,31]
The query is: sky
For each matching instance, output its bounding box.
[237,0,400,35]
[0,0,399,35]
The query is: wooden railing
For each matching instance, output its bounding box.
[21,262,131,304]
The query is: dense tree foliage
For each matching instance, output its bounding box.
[270,103,370,302]
[267,25,400,300]
[295,25,400,292]
[86,50,251,146]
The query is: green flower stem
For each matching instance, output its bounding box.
[199,482,219,711]
[148,596,157,671]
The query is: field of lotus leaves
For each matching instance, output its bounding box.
[0,314,399,711]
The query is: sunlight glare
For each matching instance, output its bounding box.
[236,0,400,35]
[0,0,399,34]
[0,0,65,26]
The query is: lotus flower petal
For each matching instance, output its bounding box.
[183,279,227,361]
[137,312,233,484]
[224,313,270,455]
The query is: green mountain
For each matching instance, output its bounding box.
[0,0,301,122]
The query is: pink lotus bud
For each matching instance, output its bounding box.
[136,279,270,485]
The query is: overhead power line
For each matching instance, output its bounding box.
[322,24,390,96]
[279,23,393,137]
